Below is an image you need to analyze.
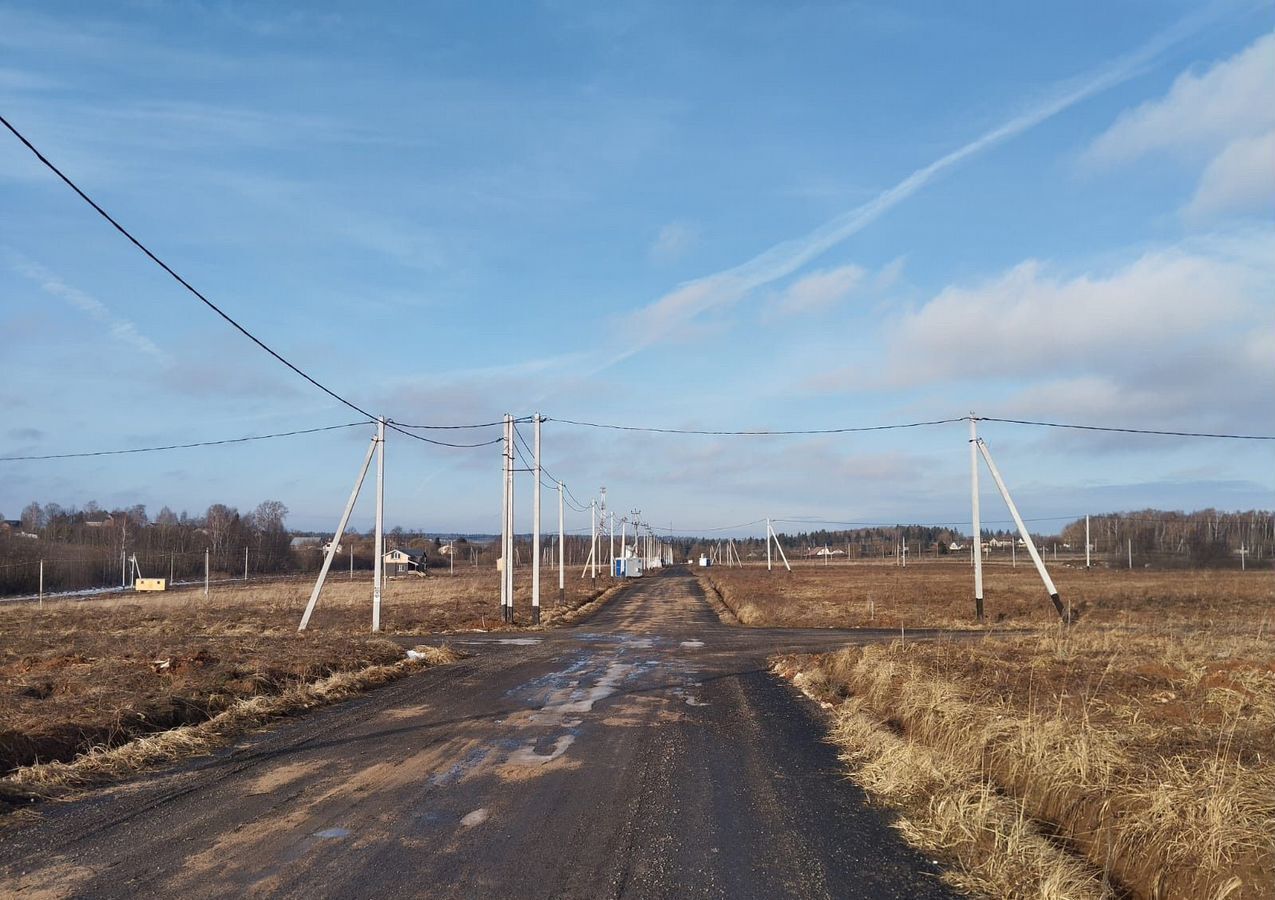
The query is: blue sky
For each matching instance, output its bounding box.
[2,1,1272,535]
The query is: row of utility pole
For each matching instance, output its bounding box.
[293,411,1078,633]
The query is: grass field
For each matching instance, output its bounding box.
[739,562,1275,898]
[701,560,1274,631]
[0,570,607,787]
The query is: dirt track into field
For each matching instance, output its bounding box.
[0,570,960,899]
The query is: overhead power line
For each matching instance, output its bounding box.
[0,114,377,423]
[0,422,367,461]
[393,418,523,430]
[387,422,504,449]
[975,416,1275,441]
[544,416,966,436]
[510,423,590,511]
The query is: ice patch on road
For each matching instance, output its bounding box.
[313,827,351,839]
[679,640,705,648]
[508,734,575,766]
[552,661,635,714]
[497,638,542,645]
[460,808,489,827]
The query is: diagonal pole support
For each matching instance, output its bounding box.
[299,434,378,631]
[976,437,1069,622]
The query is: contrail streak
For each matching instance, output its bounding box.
[601,8,1219,370]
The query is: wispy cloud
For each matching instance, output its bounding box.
[611,10,1215,366]
[6,252,172,364]
[1085,29,1275,220]
[769,264,866,318]
[649,221,700,264]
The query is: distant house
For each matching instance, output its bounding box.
[949,542,964,551]
[1,520,21,532]
[84,512,115,528]
[799,547,843,559]
[384,548,426,576]
[986,538,1012,549]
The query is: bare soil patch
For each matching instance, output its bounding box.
[0,570,603,787]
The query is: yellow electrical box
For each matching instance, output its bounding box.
[135,578,167,592]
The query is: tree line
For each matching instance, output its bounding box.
[0,499,293,596]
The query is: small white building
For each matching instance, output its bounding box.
[614,557,645,578]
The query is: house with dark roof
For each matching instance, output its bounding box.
[383,547,426,576]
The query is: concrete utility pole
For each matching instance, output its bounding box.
[501,414,514,624]
[244,547,249,581]
[300,433,377,631]
[532,414,542,625]
[766,519,792,572]
[373,416,385,632]
[969,415,984,622]
[204,548,210,599]
[1085,515,1091,569]
[767,517,773,572]
[558,480,565,606]
[609,511,616,576]
[38,559,43,608]
[590,499,598,580]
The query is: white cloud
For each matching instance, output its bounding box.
[1185,128,1275,219]
[772,264,866,317]
[823,231,1275,430]
[1087,30,1275,165]
[649,221,700,264]
[1087,30,1275,219]
[886,234,1272,385]
[612,14,1198,363]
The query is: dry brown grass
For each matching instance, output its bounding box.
[0,569,603,784]
[752,562,1274,897]
[703,561,1275,631]
[778,626,1275,899]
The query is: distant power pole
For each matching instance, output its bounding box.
[372,416,385,632]
[557,480,565,605]
[590,500,598,580]
[532,414,542,625]
[969,415,984,622]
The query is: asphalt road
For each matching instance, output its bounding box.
[1,570,960,899]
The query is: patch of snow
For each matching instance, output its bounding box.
[460,808,489,827]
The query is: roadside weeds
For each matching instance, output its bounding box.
[775,632,1275,900]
